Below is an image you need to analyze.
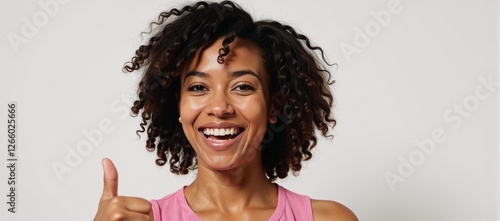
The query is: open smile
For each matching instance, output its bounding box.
[198,127,245,150]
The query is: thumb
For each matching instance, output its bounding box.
[100,158,118,201]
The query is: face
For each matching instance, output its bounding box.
[179,38,273,171]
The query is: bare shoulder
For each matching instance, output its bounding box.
[311,199,358,221]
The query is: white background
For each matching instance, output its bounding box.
[0,0,498,220]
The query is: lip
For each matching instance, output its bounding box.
[198,122,245,151]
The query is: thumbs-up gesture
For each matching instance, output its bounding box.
[94,158,153,221]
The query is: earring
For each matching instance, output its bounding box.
[178,117,181,123]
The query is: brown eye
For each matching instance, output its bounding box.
[188,85,208,92]
[234,84,255,91]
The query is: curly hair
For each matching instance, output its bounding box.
[123,0,336,181]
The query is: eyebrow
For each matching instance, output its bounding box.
[183,71,207,84]
[183,70,261,84]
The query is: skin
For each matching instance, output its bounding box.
[93,38,358,221]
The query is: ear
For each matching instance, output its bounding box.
[268,91,281,124]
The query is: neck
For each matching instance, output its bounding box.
[184,159,277,214]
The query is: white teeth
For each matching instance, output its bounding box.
[208,137,228,142]
[202,127,240,136]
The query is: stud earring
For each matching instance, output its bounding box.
[178,117,181,123]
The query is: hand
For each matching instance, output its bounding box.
[93,158,153,221]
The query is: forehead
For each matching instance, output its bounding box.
[182,38,266,78]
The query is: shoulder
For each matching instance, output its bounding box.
[311,199,358,221]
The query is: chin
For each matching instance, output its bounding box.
[201,153,256,172]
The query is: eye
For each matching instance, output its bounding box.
[188,84,208,92]
[233,84,255,91]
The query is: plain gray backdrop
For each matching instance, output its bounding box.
[0,0,498,220]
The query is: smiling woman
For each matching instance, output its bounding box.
[93,1,357,221]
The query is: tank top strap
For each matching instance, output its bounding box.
[268,185,314,221]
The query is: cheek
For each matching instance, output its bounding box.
[179,97,205,124]
[234,97,269,155]
[234,96,268,125]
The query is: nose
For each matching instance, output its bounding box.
[206,90,234,118]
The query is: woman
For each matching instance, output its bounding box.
[94,1,357,220]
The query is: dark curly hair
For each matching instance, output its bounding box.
[123,1,336,181]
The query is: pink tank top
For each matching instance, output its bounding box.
[150,185,314,221]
